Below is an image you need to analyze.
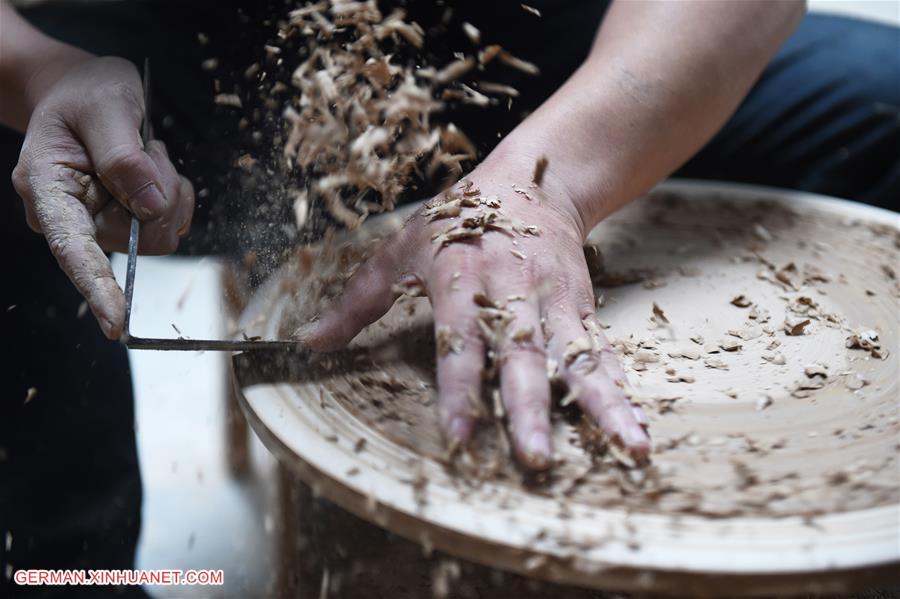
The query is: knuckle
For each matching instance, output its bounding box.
[435,318,482,352]
[502,341,546,363]
[99,80,144,116]
[438,395,478,430]
[598,345,623,369]
[437,371,479,402]
[544,278,572,306]
[448,268,481,291]
[438,376,478,401]
[507,394,548,420]
[342,301,374,328]
[46,230,88,261]
[358,251,392,280]
[97,145,146,179]
[572,290,596,316]
[11,162,32,197]
[580,300,598,320]
[145,139,166,155]
[373,230,406,269]
[567,352,602,377]
[434,246,483,279]
[458,319,485,347]
[437,338,483,370]
[25,211,42,232]
[179,177,195,202]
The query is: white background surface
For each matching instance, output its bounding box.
[112,255,278,597]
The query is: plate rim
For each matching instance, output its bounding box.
[233,179,900,595]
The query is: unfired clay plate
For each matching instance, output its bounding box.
[234,181,899,596]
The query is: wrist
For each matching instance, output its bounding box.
[474,139,596,240]
[22,44,94,116]
[0,0,94,130]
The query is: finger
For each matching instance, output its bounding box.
[545,300,651,460]
[175,176,195,237]
[72,82,168,220]
[75,173,113,217]
[93,198,175,255]
[137,141,192,253]
[22,200,42,233]
[94,200,131,252]
[494,294,552,470]
[583,313,650,430]
[17,161,125,339]
[431,265,486,446]
[296,234,405,351]
[94,177,194,255]
[13,153,46,233]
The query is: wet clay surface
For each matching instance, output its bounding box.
[279,191,899,519]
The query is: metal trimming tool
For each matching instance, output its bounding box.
[121,59,300,352]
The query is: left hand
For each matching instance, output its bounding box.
[11,55,194,339]
[297,166,651,470]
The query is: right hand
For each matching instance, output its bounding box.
[299,168,651,470]
[11,55,194,339]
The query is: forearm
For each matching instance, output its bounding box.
[479,0,806,236]
[0,0,92,132]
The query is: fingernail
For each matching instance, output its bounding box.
[632,404,648,425]
[627,426,651,448]
[131,182,166,219]
[524,431,552,467]
[99,316,120,340]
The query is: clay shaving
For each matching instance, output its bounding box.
[275,1,539,231]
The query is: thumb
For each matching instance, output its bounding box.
[295,243,407,352]
[71,69,167,220]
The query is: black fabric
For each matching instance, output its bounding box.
[0,128,143,599]
[679,13,900,209]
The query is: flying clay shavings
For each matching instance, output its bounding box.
[651,302,669,326]
[462,22,481,45]
[214,93,242,108]
[532,156,548,186]
[278,1,540,232]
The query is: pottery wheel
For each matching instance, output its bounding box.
[233,181,899,596]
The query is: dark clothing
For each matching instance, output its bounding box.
[0,169,143,597]
[680,12,900,207]
[2,2,898,597]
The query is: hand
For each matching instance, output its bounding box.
[298,166,651,470]
[11,55,194,339]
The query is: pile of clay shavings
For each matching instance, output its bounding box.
[275,0,539,233]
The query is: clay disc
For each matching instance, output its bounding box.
[234,181,899,596]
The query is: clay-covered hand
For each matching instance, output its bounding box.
[298,166,651,470]
[12,55,194,339]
